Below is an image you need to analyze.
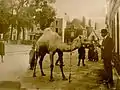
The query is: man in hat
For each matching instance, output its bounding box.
[100,29,114,88]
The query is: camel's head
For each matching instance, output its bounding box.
[71,35,83,50]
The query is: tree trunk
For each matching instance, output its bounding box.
[17,25,21,40]
[22,27,25,40]
[10,24,14,40]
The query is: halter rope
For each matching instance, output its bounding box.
[69,42,72,83]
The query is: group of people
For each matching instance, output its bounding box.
[29,28,114,88]
[74,29,114,88]
[77,29,114,88]
[77,36,99,67]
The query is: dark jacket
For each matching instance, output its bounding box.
[78,46,85,59]
[102,36,114,59]
[88,44,95,59]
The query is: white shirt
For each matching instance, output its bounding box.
[102,34,108,49]
[104,35,108,40]
[102,34,108,43]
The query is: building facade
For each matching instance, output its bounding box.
[106,0,120,75]
[51,18,63,36]
[106,0,120,55]
[9,18,63,42]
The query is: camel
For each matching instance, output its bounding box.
[33,27,83,81]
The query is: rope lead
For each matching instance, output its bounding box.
[69,43,72,83]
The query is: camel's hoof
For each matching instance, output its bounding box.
[41,73,46,76]
[33,74,36,77]
[49,78,55,82]
[29,68,33,70]
[62,77,68,81]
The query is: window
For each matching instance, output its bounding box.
[30,35,32,40]
[13,35,16,40]
[56,28,58,33]
[71,32,74,37]
[56,21,58,26]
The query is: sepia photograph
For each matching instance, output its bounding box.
[0,0,120,90]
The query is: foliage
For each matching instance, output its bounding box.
[34,1,56,30]
[64,18,83,43]
[0,0,56,35]
[0,0,11,33]
[71,18,82,29]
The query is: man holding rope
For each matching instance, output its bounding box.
[98,29,114,88]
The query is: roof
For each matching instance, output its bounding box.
[88,29,102,40]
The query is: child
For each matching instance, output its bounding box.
[29,45,35,70]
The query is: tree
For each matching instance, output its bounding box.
[34,1,56,30]
[8,0,35,40]
[0,0,56,40]
[0,0,11,34]
[64,18,83,43]
[71,18,83,29]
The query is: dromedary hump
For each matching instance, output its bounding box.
[36,28,62,51]
[37,28,61,42]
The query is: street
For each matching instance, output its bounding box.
[0,44,118,90]
[19,45,105,90]
[0,0,119,89]
[0,44,31,81]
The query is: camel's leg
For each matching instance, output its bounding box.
[33,52,39,77]
[55,58,59,66]
[58,51,68,80]
[49,52,55,81]
[39,53,46,76]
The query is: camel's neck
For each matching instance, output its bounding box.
[58,42,78,52]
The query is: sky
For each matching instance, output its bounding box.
[54,0,106,28]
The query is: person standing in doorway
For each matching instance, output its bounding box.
[100,29,114,88]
